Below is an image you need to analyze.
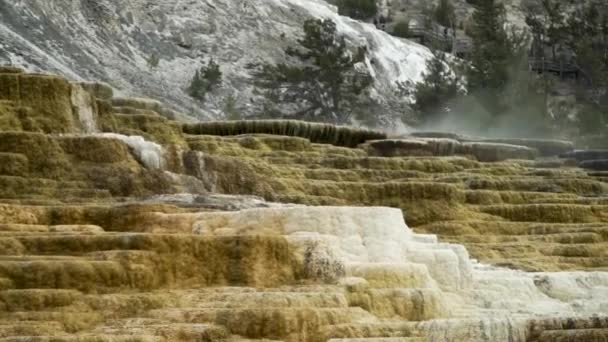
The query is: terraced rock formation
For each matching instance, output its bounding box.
[0,68,607,341]
[185,132,608,272]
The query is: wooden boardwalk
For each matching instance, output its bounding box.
[404,26,584,81]
[528,58,580,78]
[407,27,472,57]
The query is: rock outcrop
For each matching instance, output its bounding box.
[361,138,539,161]
[561,150,608,171]
[0,69,607,341]
[410,132,575,157]
[561,150,608,161]
[580,159,608,171]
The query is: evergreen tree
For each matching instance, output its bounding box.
[524,5,545,59]
[578,103,606,135]
[391,20,410,38]
[466,0,530,117]
[252,19,372,124]
[458,0,555,134]
[567,4,608,86]
[413,50,461,121]
[567,4,608,134]
[434,0,456,28]
[467,0,509,91]
[524,2,608,136]
[336,0,378,20]
[501,31,554,136]
[188,59,222,102]
[147,53,166,92]
[147,53,160,70]
[542,0,566,60]
[223,95,242,120]
[524,0,567,60]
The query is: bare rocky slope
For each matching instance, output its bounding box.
[0,0,432,127]
[0,67,607,341]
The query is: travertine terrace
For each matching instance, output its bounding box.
[0,68,607,341]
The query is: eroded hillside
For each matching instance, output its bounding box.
[0,68,607,341]
[0,0,431,124]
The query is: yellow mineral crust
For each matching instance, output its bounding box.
[0,70,607,341]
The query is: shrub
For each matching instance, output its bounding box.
[251,19,372,124]
[188,59,222,102]
[413,50,462,121]
[434,0,456,28]
[391,20,410,38]
[578,105,607,135]
[337,0,378,20]
[223,95,242,120]
[147,53,160,69]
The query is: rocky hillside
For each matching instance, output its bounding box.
[0,67,607,341]
[0,0,432,127]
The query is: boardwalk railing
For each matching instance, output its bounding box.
[407,27,472,54]
[405,28,581,78]
[528,58,580,75]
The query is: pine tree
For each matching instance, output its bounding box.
[468,0,509,90]
[188,59,222,102]
[336,0,378,20]
[466,0,522,117]
[147,53,160,69]
[147,53,166,92]
[524,0,567,60]
[223,95,242,120]
[434,0,456,28]
[391,20,410,38]
[501,32,553,136]
[413,50,461,121]
[567,3,608,86]
[542,0,566,60]
[525,1,608,136]
[252,19,372,124]
[567,3,608,134]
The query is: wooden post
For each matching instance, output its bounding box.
[451,21,456,55]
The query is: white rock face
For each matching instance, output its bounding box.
[94,133,164,169]
[0,0,431,125]
[192,205,608,341]
[194,207,471,290]
[70,83,99,134]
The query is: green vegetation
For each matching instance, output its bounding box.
[465,0,546,126]
[568,4,608,134]
[147,53,160,69]
[336,0,378,20]
[188,59,222,102]
[411,0,555,136]
[413,50,462,122]
[251,19,373,124]
[524,1,608,135]
[434,0,456,28]
[391,20,410,38]
[409,0,606,137]
[223,95,242,120]
[466,0,511,102]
